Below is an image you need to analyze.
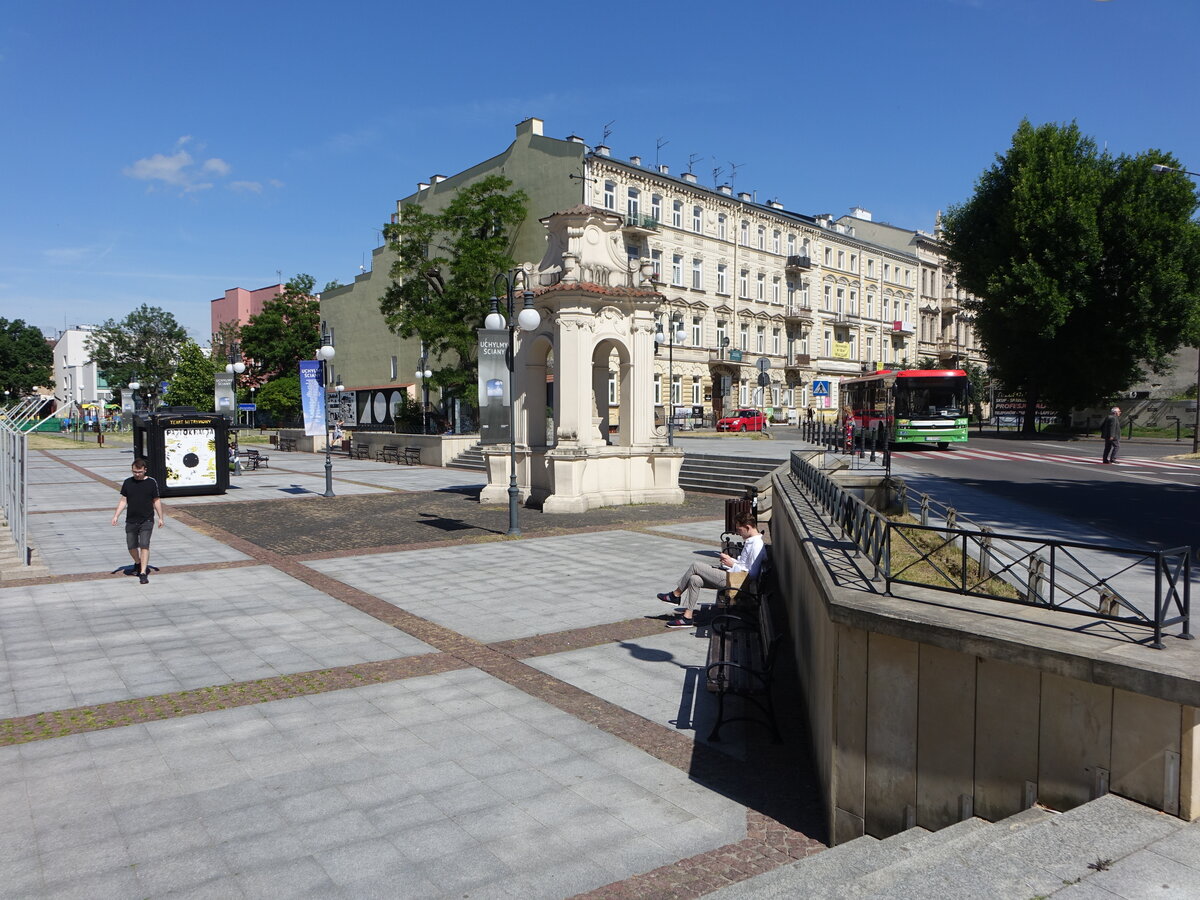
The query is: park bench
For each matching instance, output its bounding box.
[704,552,781,743]
[352,444,370,460]
[402,446,422,465]
[244,448,269,469]
[377,445,402,464]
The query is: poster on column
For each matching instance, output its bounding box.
[477,328,510,446]
[299,360,326,437]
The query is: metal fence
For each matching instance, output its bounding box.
[0,411,30,567]
[789,451,1192,649]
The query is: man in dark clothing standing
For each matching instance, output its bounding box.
[111,458,164,583]
[1100,406,1122,464]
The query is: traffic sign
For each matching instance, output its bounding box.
[238,403,257,411]
[812,380,830,396]
[756,357,770,373]
[757,372,770,387]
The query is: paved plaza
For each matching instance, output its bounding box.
[0,445,823,898]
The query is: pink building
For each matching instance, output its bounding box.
[210,284,284,338]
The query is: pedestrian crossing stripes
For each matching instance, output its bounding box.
[893,446,1200,472]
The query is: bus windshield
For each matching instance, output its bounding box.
[894,377,967,418]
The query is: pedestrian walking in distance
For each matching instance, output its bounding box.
[1100,406,1122,464]
[111,458,165,583]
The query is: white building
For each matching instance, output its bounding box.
[52,326,111,416]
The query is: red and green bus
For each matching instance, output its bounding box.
[840,368,970,449]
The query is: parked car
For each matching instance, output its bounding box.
[716,408,767,432]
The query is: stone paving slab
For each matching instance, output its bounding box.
[524,628,751,759]
[304,530,708,644]
[647,519,729,544]
[0,566,435,718]
[28,510,250,575]
[26,480,120,512]
[3,669,748,899]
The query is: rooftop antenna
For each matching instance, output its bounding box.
[728,161,743,190]
[276,269,283,285]
[686,152,702,175]
[600,120,615,146]
[360,252,366,274]
[655,137,670,168]
[712,157,724,187]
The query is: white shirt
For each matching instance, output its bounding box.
[730,533,765,578]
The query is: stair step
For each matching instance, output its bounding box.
[701,834,882,899]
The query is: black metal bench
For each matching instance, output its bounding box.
[244,448,269,469]
[402,446,422,465]
[705,574,781,743]
[377,445,401,464]
[351,445,370,460]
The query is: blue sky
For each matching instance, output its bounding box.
[2,0,1196,343]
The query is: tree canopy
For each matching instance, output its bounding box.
[256,374,301,424]
[86,305,189,409]
[943,120,1200,429]
[380,175,529,397]
[163,340,218,411]
[239,274,321,380]
[0,318,53,397]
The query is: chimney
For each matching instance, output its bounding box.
[768,199,784,209]
[417,182,430,192]
[566,134,585,144]
[431,174,447,184]
[658,164,669,175]
[629,155,641,166]
[718,184,732,196]
[850,206,872,221]
[595,145,611,157]
[515,117,544,138]
[738,191,752,202]
[682,172,697,183]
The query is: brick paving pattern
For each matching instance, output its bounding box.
[1,448,824,898]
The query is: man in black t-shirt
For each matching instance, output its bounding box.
[111,458,165,584]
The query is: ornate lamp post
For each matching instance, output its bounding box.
[415,341,432,434]
[654,308,686,446]
[485,270,541,536]
[317,332,336,497]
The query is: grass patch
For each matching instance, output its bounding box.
[888,512,1021,599]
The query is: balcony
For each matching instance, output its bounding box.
[785,253,812,271]
[622,214,660,235]
[936,340,961,359]
[832,311,850,325]
[709,347,747,365]
[784,303,814,325]
[891,320,915,335]
[785,353,811,370]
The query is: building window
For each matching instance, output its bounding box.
[787,281,795,303]
[717,264,728,294]
[849,290,857,316]
[672,201,683,228]
[692,258,703,290]
[867,258,875,278]
[603,181,616,210]
[772,278,781,304]
[651,249,662,281]
[718,214,727,240]
[866,336,874,363]
[756,326,765,353]
[739,323,749,351]
[390,356,398,380]
[837,250,845,269]
[651,194,662,222]
[884,263,891,282]
[609,373,617,404]
[866,293,874,319]
[692,205,702,233]
[739,270,749,298]
[756,273,765,301]
[757,226,765,249]
[692,316,702,346]
[836,288,845,313]
[824,285,832,310]
[654,374,662,405]
[823,329,832,357]
[740,221,749,245]
[772,230,781,254]
[850,253,857,272]
[671,374,682,405]
[671,254,683,286]
[772,328,781,355]
[739,381,748,406]
[787,233,796,255]
[627,188,640,218]
[717,320,727,348]
[691,376,701,404]
[802,281,810,307]
[824,247,832,266]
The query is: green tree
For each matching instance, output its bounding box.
[943,120,1200,433]
[322,280,343,292]
[380,175,529,397]
[163,340,219,411]
[239,274,321,380]
[256,374,301,424]
[86,305,188,409]
[210,320,242,367]
[0,318,53,396]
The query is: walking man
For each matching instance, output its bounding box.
[111,458,164,583]
[1100,406,1122,464]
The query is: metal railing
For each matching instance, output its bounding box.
[789,452,1192,649]
[0,411,29,567]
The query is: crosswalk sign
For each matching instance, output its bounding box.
[812,380,830,397]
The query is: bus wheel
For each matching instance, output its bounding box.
[937,441,950,450]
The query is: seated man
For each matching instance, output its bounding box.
[657,511,764,628]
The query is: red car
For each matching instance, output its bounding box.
[716,408,767,432]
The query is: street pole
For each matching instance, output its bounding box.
[317,334,336,498]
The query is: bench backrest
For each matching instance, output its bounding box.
[755,584,782,673]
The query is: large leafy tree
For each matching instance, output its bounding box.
[943,120,1200,432]
[86,305,188,409]
[380,175,529,396]
[0,318,53,396]
[256,374,301,424]
[239,274,321,379]
[163,340,218,411]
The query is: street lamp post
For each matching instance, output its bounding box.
[485,270,541,536]
[317,332,336,497]
[225,343,247,473]
[654,309,687,446]
[1151,163,1200,454]
[415,342,432,434]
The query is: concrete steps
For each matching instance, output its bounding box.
[446,446,785,497]
[707,795,1192,899]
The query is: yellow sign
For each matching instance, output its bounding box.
[832,341,851,359]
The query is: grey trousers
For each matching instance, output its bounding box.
[676,563,726,612]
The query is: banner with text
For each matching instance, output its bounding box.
[477,329,510,446]
[299,360,326,437]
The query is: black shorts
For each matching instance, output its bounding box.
[125,519,155,550]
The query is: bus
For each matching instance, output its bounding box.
[839,368,970,449]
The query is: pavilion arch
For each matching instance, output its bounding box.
[522,333,555,449]
[591,335,632,447]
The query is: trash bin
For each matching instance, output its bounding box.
[131,408,231,497]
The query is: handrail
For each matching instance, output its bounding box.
[788,451,1192,649]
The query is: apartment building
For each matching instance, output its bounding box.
[321,118,979,427]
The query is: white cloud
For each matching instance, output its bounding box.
[230,180,262,193]
[123,139,237,193]
[203,158,230,176]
